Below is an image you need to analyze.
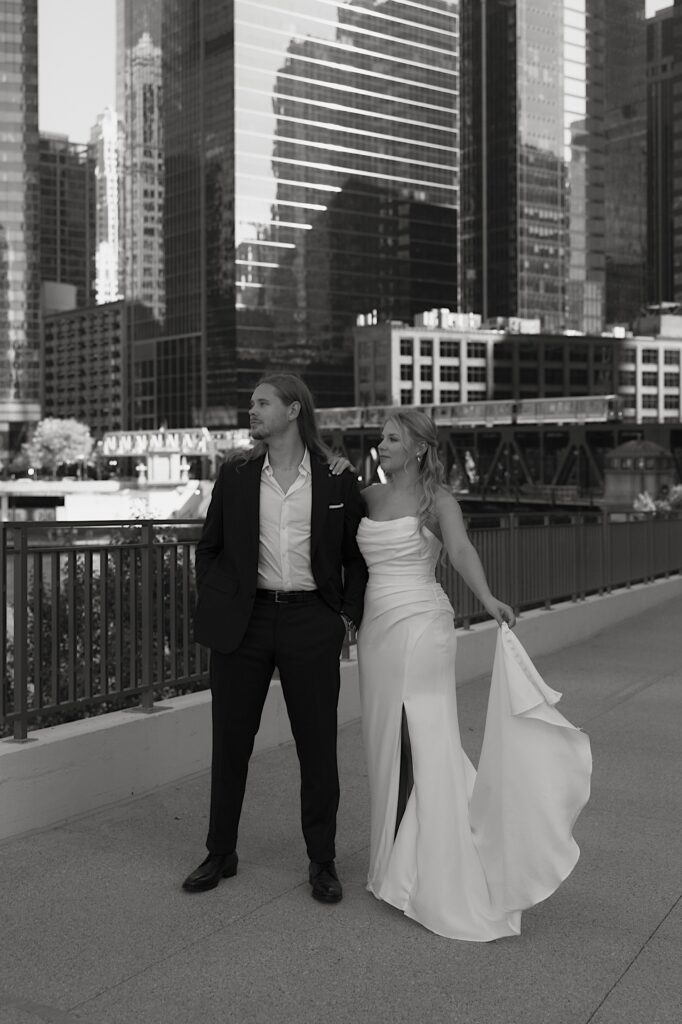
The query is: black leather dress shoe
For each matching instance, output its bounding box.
[309,860,343,903]
[182,851,238,893]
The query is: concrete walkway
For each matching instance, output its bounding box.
[1,599,681,1024]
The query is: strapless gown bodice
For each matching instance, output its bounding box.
[357,515,442,586]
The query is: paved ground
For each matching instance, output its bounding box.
[1,598,681,1024]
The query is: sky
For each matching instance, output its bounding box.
[38,0,116,142]
[38,0,674,143]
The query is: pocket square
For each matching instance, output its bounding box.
[328,503,344,509]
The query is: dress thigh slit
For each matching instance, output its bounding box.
[394,705,414,839]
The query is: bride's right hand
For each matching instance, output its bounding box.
[484,597,516,628]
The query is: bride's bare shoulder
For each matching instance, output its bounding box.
[433,487,463,519]
[360,482,385,512]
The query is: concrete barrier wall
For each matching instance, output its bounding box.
[2,574,681,843]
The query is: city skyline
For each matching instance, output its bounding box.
[37,0,674,143]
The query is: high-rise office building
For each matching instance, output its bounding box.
[38,133,97,308]
[118,0,460,428]
[92,108,123,305]
[461,0,606,334]
[647,0,682,306]
[119,31,165,321]
[0,0,41,461]
[603,0,647,325]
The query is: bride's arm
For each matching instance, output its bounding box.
[434,489,515,627]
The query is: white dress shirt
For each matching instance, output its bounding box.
[257,447,316,591]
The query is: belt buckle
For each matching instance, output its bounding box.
[274,591,286,604]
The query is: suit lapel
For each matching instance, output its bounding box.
[242,454,265,560]
[311,454,331,557]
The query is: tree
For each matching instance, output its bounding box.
[25,418,94,478]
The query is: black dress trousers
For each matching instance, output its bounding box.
[206,593,347,862]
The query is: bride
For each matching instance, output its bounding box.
[355,409,591,941]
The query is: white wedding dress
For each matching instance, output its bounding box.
[356,516,592,941]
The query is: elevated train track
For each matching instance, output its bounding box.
[316,396,682,504]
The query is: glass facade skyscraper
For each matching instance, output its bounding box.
[38,134,97,309]
[0,0,41,459]
[603,0,646,325]
[647,0,682,306]
[118,0,460,428]
[461,0,605,334]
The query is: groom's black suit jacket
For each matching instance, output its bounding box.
[193,451,368,654]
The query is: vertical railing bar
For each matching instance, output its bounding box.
[509,513,519,618]
[140,522,154,709]
[34,554,43,710]
[100,550,109,695]
[169,545,177,683]
[579,513,585,600]
[83,550,93,700]
[113,547,123,694]
[543,515,552,608]
[155,543,164,686]
[0,525,7,726]
[49,551,60,709]
[129,546,137,690]
[67,550,77,706]
[183,542,192,679]
[12,526,29,740]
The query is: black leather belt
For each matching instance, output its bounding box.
[255,589,319,604]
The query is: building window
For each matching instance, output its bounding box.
[642,349,658,364]
[420,365,433,381]
[467,366,486,383]
[495,366,512,384]
[400,390,413,406]
[544,368,563,385]
[520,367,537,384]
[664,350,680,365]
[664,394,679,409]
[400,365,413,381]
[642,394,658,409]
[570,368,588,387]
[441,364,460,382]
[569,348,587,362]
[420,390,433,404]
[439,389,460,402]
[400,339,413,356]
[664,373,679,387]
[439,341,459,358]
[642,372,658,387]
[420,340,433,358]
[619,371,636,386]
[467,342,486,358]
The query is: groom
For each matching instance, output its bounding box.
[183,373,367,902]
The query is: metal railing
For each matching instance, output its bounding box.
[2,512,681,741]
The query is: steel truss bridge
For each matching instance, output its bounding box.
[316,395,682,504]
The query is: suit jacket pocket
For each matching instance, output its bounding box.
[200,564,239,596]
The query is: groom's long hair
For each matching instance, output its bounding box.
[228,373,332,467]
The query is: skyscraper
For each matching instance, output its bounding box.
[647,0,682,306]
[0,0,41,461]
[461,0,606,334]
[38,133,97,308]
[603,0,647,325]
[119,30,165,321]
[92,108,123,306]
[118,0,460,428]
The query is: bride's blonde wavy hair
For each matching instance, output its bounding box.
[384,409,445,533]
